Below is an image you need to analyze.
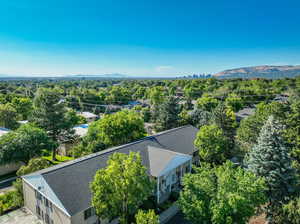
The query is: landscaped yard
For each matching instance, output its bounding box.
[42,155,74,165]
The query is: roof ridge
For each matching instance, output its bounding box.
[31,125,194,176]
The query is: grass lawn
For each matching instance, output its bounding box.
[42,155,74,165]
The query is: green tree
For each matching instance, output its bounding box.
[196,95,219,112]
[285,99,300,163]
[190,108,211,128]
[147,86,166,106]
[282,196,300,224]
[179,161,267,224]
[74,110,145,157]
[225,93,243,112]
[0,103,19,129]
[237,102,287,151]
[211,103,237,148]
[11,97,33,120]
[0,124,54,164]
[91,152,154,224]
[246,116,296,222]
[135,210,159,224]
[155,96,180,131]
[31,88,78,160]
[16,157,51,176]
[194,124,230,165]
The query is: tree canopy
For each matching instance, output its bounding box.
[194,124,230,165]
[0,124,54,164]
[91,152,154,224]
[179,161,267,224]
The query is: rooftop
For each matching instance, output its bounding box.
[23,125,198,216]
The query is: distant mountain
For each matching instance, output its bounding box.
[213,65,300,79]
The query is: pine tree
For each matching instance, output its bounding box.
[155,96,180,131]
[246,116,296,223]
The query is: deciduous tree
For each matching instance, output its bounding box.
[179,161,266,224]
[91,152,153,224]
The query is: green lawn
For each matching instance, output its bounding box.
[42,155,74,165]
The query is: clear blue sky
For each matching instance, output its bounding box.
[0,0,300,76]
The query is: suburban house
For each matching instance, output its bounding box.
[58,124,89,156]
[235,107,255,122]
[77,112,99,123]
[22,125,199,224]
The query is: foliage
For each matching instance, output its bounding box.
[246,116,296,222]
[284,99,300,163]
[196,95,219,112]
[0,103,19,129]
[0,190,21,215]
[211,104,237,145]
[155,96,180,131]
[0,124,54,164]
[236,102,287,151]
[179,161,267,224]
[16,157,51,176]
[282,196,300,224]
[74,110,145,157]
[225,93,243,112]
[194,124,230,164]
[11,97,33,120]
[189,108,211,128]
[135,210,159,224]
[91,152,154,224]
[31,88,78,159]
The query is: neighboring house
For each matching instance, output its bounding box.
[273,94,289,103]
[77,112,99,123]
[18,120,29,125]
[235,107,255,122]
[58,124,89,156]
[22,125,199,224]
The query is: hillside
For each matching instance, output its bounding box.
[213,65,300,79]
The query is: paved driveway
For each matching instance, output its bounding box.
[0,208,42,224]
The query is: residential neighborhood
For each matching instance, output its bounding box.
[1,1,300,224]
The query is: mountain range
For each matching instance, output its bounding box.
[213,65,300,79]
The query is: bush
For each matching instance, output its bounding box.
[0,191,20,215]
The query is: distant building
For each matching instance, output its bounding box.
[273,94,289,103]
[77,112,99,123]
[58,124,89,156]
[235,107,255,122]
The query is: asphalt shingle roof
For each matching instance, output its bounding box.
[25,125,198,216]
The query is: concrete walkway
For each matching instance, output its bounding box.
[0,208,42,224]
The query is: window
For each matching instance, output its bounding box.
[45,198,49,207]
[49,201,53,212]
[36,205,41,216]
[84,208,93,220]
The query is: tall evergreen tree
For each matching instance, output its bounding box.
[31,88,79,160]
[155,96,180,131]
[246,116,296,223]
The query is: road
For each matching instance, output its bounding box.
[0,176,17,192]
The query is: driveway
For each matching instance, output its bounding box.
[0,208,42,224]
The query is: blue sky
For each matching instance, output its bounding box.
[0,0,300,76]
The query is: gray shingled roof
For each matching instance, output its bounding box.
[24,125,198,216]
